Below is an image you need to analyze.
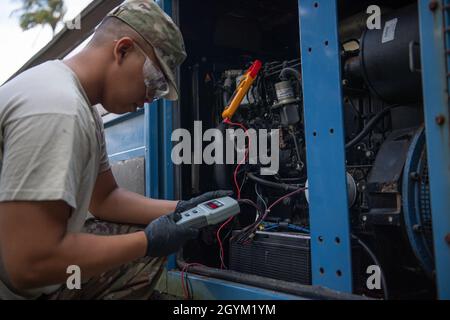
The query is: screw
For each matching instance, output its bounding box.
[429,0,438,11]
[410,172,420,181]
[445,234,450,245]
[436,115,446,125]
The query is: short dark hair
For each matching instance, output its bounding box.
[89,17,140,47]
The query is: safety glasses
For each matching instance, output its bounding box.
[134,42,170,103]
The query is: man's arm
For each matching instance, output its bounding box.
[0,201,147,291]
[89,169,178,225]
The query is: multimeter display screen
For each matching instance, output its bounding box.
[205,201,224,210]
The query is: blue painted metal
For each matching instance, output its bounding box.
[446,0,450,92]
[145,102,160,198]
[298,0,353,292]
[166,271,304,300]
[159,0,175,201]
[104,111,145,164]
[418,0,450,300]
[160,100,175,200]
[159,0,177,271]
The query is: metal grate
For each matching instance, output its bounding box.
[229,231,312,285]
[419,153,434,251]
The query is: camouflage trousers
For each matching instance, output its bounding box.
[42,219,166,300]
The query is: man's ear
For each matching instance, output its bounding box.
[113,37,134,65]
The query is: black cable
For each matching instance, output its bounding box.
[237,198,263,216]
[351,234,389,300]
[347,96,362,119]
[345,104,400,149]
[247,172,301,191]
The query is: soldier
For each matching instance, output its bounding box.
[0,0,231,300]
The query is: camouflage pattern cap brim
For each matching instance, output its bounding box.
[108,0,187,101]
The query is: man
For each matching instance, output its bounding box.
[0,0,230,300]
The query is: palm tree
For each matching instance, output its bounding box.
[11,0,66,37]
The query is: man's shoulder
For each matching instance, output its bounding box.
[0,60,92,123]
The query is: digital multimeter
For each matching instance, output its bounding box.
[176,197,240,229]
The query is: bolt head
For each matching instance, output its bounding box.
[436,115,446,125]
[445,234,450,245]
[410,172,420,181]
[429,1,438,11]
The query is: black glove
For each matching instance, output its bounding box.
[175,190,234,213]
[144,213,198,257]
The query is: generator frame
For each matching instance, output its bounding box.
[154,0,450,300]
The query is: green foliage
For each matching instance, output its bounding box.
[11,0,67,36]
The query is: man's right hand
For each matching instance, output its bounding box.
[144,212,198,257]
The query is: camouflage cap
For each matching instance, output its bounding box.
[108,0,187,101]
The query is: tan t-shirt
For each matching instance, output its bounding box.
[0,60,110,299]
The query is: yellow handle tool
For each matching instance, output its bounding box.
[222,60,262,120]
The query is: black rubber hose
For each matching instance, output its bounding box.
[351,234,389,300]
[345,105,399,149]
[247,172,300,192]
[176,251,368,300]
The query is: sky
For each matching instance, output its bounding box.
[0,0,94,84]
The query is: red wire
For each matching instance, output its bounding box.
[217,216,234,269]
[223,118,250,200]
[181,264,188,299]
[180,263,207,300]
[241,187,307,244]
[267,187,307,212]
[214,118,251,270]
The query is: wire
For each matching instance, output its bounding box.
[239,175,248,195]
[233,187,307,244]
[238,198,263,213]
[351,234,389,300]
[261,222,310,233]
[347,96,362,119]
[255,184,267,219]
[230,199,265,242]
[217,216,234,269]
[181,262,206,300]
[288,224,310,233]
[223,118,250,200]
[346,104,399,149]
[247,172,301,191]
[215,119,251,267]
[267,187,307,212]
